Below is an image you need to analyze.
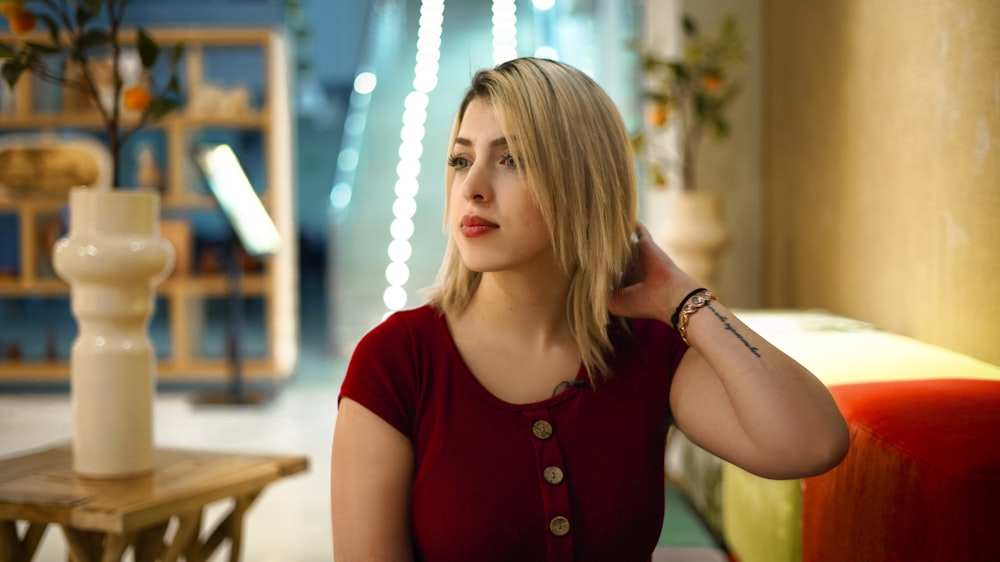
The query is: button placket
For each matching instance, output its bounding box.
[524,409,573,560]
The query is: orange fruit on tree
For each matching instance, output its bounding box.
[123,85,151,112]
[9,11,36,34]
[0,0,23,19]
[702,73,723,92]
[648,104,669,127]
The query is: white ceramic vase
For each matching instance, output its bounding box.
[656,190,729,289]
[52,187,174,478]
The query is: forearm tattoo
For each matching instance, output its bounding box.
[707,304,762,358]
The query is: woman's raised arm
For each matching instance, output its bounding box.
[609,223,849,479]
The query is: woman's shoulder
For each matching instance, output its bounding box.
[341,305,447,437]
[370,303,442,333]
[354,304,446,355]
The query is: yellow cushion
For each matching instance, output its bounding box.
[715,311,1000,562]
[721,462,801,562]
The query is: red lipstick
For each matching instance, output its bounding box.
[460,215,499,237]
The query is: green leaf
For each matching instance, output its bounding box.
[631,130,646,151]
[75,3,94,28]
[146,97,180,121]
[711,118,729,139]
[82,0,104,17]
[38,14,60,45]
[1,59,26,89]
[137,27,159,69]
[166,74,181,95]
[682,14,697,37]
[78,30,112,50]
[24,41,60,56]
[169,42,184,65]
[669,62,688,81]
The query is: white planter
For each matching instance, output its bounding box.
[655,190,729,289]
[52,187,174,478]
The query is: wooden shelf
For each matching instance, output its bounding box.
[0,359,282,382]
[160,274,269,296]
[0,27,297,385]
[0,111,270,129]
[0,278,67,296]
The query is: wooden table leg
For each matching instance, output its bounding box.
[99,533,130,562]
[1,520,49,562]
[225,493,259,562]
[162,510,203,562]
[61,528,101,562]
[133,521,169,562]
[197,488,263,561]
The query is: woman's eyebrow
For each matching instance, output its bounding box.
[454,136,509,148]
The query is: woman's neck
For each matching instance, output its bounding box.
[465,269,574,344]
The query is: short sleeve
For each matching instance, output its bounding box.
[338,311,421,441]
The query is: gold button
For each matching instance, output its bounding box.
[549,515,570,536]
[532,420,553,440]
[543,466,564,485]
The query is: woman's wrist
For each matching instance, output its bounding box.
[676,289,716,345]
[670,287,708,331]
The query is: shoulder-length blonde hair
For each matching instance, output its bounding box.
[426,57,637,379]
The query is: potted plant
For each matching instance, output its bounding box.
[0,0,184,184]
[0,0,183,478]
[633,13,744,192]
[632,13,745,287]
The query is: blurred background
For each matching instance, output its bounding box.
[0,0,996,559]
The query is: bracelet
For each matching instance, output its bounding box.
[671,287,707,331]
[677,290,716,346]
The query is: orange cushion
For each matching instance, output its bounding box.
[802,379,1000,561]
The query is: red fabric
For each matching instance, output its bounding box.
[802,379,1000,562]
[339,305,686,562]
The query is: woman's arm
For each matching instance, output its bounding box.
[331,398,415,561]
[609,224,849,480]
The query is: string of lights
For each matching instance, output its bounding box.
[382,0,524,316]
[381,0,446,315]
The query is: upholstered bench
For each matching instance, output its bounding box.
[801,378,1000,561]
[664,310,1000,562]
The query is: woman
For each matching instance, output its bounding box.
[331,57,848,561]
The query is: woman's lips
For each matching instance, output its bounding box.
[460,215,499,237]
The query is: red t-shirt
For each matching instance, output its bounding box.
[339,305,687,561]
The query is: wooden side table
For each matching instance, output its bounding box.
[0,444,308,561]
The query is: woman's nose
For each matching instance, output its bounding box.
[460,165,493,202]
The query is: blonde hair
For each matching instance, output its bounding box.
[427,58,637,379]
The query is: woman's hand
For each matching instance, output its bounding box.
[608,222,699,322]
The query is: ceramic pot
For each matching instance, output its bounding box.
[52,187,174,478]
[656,190,729,289]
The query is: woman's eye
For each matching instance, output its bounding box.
[500,152,517,168]
[447,155,470,169]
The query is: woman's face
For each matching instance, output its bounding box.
[447,98,554,275]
